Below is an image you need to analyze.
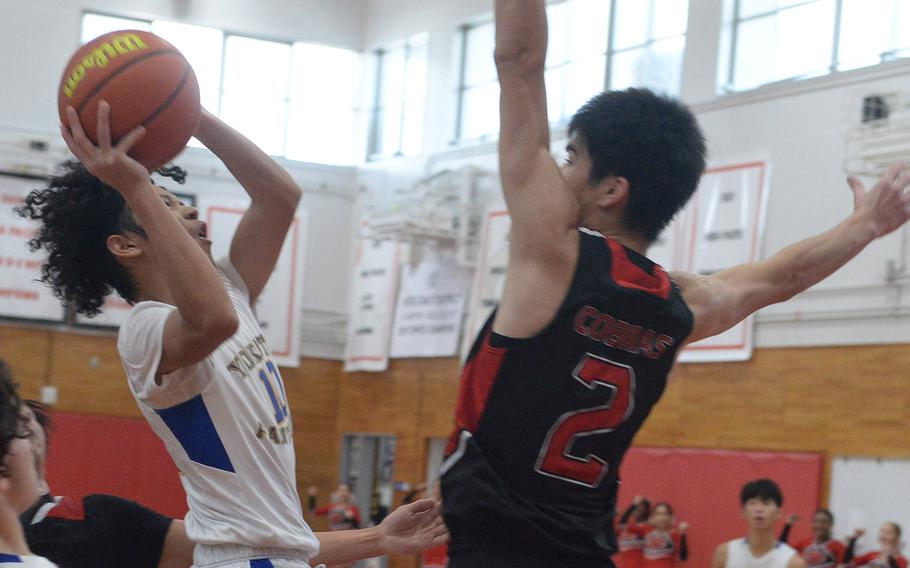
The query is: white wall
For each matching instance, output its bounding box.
[361,0,910,349]
[0,0,365,359]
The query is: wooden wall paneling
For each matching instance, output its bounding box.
[0,325,52,401]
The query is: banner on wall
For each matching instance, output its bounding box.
[390,245,472,358]
[202,197,307,368]
[344,240,402,372]
[461,204,510,359]
[679,161,769,363]
[0,173,64,322]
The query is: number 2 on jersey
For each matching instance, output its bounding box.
[535,354,634,488]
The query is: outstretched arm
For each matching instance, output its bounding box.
[310,499,448,567]
[677,163,910,344]
[194,110,302,304]
[493,0,580,338]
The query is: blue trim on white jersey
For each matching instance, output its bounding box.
[0,554,22,563]
[156,394,235,472]
[249,560,274,568]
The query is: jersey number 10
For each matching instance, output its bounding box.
[534,353,634,488]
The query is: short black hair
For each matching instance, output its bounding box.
[568,88,707,242]
[0,360,25,477]
[17,160,186,317]
[740,478,783,507]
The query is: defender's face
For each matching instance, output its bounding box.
[561,136,596,208]
[742,497,781,531]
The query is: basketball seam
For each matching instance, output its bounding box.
[140,64,192,131]
[73,49,181,114]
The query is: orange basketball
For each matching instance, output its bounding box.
[58,30,201,170]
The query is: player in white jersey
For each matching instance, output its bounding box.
[21,104,447,567]
[713,479,805,568]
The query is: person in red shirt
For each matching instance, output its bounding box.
[614,496,652,568]
[308,483,363,531]
[849,522,907,568]
[780,509,858,567]
[642,502,688,567]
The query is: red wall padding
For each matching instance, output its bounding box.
[44,411,188,519]
[618,447,823,567]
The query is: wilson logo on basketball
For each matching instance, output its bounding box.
[62,33,149,99]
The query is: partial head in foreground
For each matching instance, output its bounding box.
[17,161,199,317]
[739,478,783,531]
[564,88,707,244]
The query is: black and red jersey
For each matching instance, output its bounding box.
[441,229,693,565]
[20,494,173,568]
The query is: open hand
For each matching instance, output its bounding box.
[378,498,449,555]
[852,528,865,539]
[61,101,149,195]
[787,514,798,524]
[848,162,910,238]
[678,522,689,534]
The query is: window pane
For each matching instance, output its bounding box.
[288,43,361,165]
[460,82,500,141]
[81,13,149,43]
[151,21,224,112]
[838,0,899,71]
[546,66,567,124]
[402,41,428,156]
[567,0,611,57]
[732,0,835,90]
[546,1,571,67]
[223,36,291,99]
[464,22,496,87]
[653,0,689,39]
[220,95,288,157]
[610,35,685,94]
[377,46,406,155]
[565,54,606,113]
[613,0,652,49]
[740,0,820,19]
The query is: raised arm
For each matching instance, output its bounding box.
[62,103,238,374]
[677,163,910,344]
[493,0,580,337]
[194,110,302,304]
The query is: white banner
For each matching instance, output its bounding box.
[679,161,769,363]
[202,199,307,368]
[390,245,471,358]
[345,240,402,372]
[0,174,64,322]
[461,205,511,359]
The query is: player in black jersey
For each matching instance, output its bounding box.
[440,2,910,566]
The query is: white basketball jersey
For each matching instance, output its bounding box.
[118,259,319,557]
[0,555,57,568]
[726,538,796,568]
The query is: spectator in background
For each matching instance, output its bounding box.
[848,523,907,568]
[779,509,861,568]
[642,502,688,567]
[615,496,652,568]
[712,479,805,568]
[308,483,363,531]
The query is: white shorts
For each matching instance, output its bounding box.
[192,543,318,568]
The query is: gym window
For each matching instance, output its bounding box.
[725,0,910,92]
[366,33,429,160]
[80,12,362,166]
[454,0,690,143]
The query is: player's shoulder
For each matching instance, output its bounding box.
[0,555,58,568]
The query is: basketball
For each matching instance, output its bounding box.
[57,29,200,170]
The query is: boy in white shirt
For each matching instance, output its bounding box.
[21,103,446,567]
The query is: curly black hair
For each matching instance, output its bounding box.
[0,360,25,478]
[17,161,186,317]
[569,88,707,243]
